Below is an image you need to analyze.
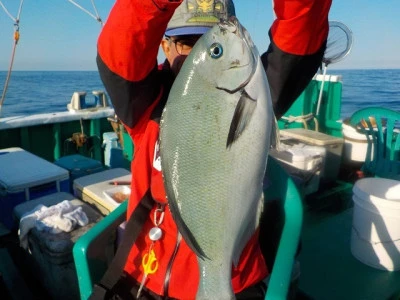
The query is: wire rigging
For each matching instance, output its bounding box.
[66,0,103,25]
[0,0,25,110]
[90,0,102,24]
[0,0,104,112]
[0,0,23,22]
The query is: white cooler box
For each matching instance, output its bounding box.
[279,129,344,182]
[270,141,324,195]
[0,147,70,229]
[73,168,131,214]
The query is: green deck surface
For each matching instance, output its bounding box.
[299,208,400,300]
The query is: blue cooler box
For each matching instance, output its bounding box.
[0,148,70,229]
[54,154,104,187]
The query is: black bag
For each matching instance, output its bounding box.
[89,190,154,300]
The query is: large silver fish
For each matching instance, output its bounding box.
[160,17,274,299]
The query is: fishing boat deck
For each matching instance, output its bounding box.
[0,224,52,299]
[1,165,400,299]
[1,120,400,299]
[300,208,400,300]
[299,175,400,300]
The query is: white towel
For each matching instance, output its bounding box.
[18,200,89,250]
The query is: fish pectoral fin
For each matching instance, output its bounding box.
[226,90,256,148]
[270,115,281,150]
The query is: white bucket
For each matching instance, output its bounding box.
[342,122,372,163]
[351,178,400,271]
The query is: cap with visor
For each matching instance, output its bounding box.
[165,0,236,37]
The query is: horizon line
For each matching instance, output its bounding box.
[2,67,400,72]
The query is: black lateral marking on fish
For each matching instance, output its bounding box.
[226,89,256,148]
[168,194,208,260]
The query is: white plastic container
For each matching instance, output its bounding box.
[103,185,131,205]
[342,122,372,163]
[270,142,324,194]
[279,129,344,182]
[73,168,131,214]
[270,143,324,172]
[351,178,400,271]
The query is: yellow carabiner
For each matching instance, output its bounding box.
[137,249,159,298]
[142,249,159,275]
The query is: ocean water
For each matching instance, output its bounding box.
[0,71,106,117]
[0,69,399,118]
[339,69,400,119]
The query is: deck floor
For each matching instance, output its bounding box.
[0,229,51,299]
[2,172,400,299]
[299,195,400,300]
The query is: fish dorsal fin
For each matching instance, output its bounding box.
[226,89,256,148]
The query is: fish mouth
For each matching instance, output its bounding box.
[217,17,258,94]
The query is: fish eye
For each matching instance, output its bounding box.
[209,43,223,59]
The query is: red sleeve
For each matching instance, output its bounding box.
[262,0,332,118]
[98,0,181,81]
[271,0,332,55]
[96,0,182,128]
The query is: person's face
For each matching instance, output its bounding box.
[161,35,202,75]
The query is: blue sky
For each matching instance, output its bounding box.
[0,0,399,71]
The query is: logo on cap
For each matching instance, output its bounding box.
[187,0,227,23]
[166,0,235,36]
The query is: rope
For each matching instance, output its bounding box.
[66,0,103,25]
[0,0,24,110]
[280,113,320,132]
[281,113,314,124]
[0,27,19,108]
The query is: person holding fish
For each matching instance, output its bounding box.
[95,0,332,299]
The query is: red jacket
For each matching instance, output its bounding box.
[97,0,331,298]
